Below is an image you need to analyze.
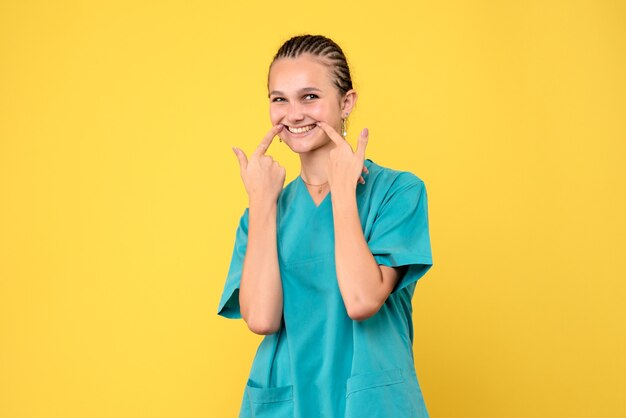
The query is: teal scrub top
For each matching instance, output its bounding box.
[218,159,434,418]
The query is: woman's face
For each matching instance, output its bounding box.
[268,54,355,154]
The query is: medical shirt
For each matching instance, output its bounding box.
[217,159,434,417]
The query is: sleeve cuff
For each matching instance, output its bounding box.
[217,288,242,319]
[374,253,433,294]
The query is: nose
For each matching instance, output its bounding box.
[285,101,305,124]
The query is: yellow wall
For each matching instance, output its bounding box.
[1,1,624,417]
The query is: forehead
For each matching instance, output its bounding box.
[268,54,334,92]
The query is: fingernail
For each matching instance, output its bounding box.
[363,128,369,136]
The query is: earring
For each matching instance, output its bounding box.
[341,113,350,138]
[341,112,350,138]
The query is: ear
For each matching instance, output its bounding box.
[340,89,358,116]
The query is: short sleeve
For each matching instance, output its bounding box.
[368,175,433,294]
[217,208,249,319]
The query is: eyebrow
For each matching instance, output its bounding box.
[268,87,322,96]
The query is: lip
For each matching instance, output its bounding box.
[284,123,317,138]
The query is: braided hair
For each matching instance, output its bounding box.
[268,34,353,98]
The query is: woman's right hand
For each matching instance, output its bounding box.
[232,124,286,206]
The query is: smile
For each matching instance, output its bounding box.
[287,123,316,134]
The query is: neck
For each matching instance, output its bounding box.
[298,141,335,183]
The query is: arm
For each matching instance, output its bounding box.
[318,121,403,321]
[238,200,283,334]
[332,185,403,321]
[232,124,285,335]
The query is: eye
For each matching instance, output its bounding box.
[271,97,286,103]
[303,94,319,100]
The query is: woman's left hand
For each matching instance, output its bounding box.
[316,121,369,193]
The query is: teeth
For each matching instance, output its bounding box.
[288,124,315,134]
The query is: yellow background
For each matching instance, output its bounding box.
[1,0,625,417]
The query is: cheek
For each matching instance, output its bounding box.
[269,106,283,124]
[306,103,331,121]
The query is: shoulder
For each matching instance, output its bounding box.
[277,175,302,207]
[240,176,301,217]
[236,207,249,232]
[236,177,303,228]
[364,159,425,197]
[282,175,301,195]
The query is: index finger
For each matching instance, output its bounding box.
[252,124,284,157]
[316,121,350,148]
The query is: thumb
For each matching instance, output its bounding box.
[232,147,248,171]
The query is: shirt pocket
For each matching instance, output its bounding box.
[345,368,427,418]
[243,383,294,418]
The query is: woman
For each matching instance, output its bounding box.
[218,34,434,418]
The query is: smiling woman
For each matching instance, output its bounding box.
[218,34,434,418]
[267,52,355,157]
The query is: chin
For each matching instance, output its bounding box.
[285,137,332,154]
[285,142,315,154]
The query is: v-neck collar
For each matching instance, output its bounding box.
[297,176,331,209]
